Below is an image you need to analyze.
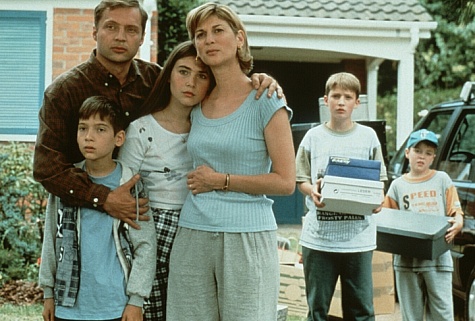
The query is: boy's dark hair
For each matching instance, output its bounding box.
[94,0,148,33]
[325,72,361,98]
[78,96,126,134]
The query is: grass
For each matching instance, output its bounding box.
[0,303,307,321]
[0,227,303,321]
[0,303,43,321]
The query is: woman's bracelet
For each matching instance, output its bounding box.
[222,173,230,191]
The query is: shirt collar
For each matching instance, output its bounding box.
[88,49,141,87]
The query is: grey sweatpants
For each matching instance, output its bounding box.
[396,270,454,321]
[167,227,279,321]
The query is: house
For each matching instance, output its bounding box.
[0,0,157,141]
[0,0,436,150]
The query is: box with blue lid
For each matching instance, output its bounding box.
[325,156,381,181]
[375,208,452,260]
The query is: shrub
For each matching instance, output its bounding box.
[0,142,47,285]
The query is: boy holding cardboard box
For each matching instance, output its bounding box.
[382,129,463,321]
[296,72,387,320]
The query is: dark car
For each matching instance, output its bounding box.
[387,81,475,320]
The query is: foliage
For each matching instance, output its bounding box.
[378,87,460,155]
[156,0,202,65]
[0,143,47,285]
[415,0,475,90]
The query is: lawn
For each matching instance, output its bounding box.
[0,303,307,321]
[0,303,43,321]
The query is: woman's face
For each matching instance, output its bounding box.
[193,15,243,67]
[169,56,210,107]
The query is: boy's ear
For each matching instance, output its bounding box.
[323,95,329,106]
[115,130,126,147]
[354,97,360,108]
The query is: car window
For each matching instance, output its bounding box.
[388,111,453,176]
[440,112,475,181]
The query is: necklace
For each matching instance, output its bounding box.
[165,114,189,144]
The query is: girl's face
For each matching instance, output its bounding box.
[405,141,437,176]
[193,15,244,67]
[169,56,210,108]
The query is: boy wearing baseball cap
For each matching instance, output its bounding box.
[383,129,464,321]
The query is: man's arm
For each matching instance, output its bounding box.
[33,92,111,208]
[33,93,148,228]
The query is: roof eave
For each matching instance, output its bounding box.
[241,15,438,40]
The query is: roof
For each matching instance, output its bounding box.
[218,0,434,22]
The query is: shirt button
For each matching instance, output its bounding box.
[119,89,123,93]
[69,189,74,194]
[93,198,99,203]
[93,204,98,208]
[109,74,113,78]
[104,82,109,86]
[125,112,130,117]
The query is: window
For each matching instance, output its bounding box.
[0,11,46,135]
[440,112,475,181]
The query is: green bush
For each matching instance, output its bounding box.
[0,142,47,285]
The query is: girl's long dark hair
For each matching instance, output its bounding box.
[138,41,214,118]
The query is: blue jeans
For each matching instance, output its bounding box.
[302,247,375,321]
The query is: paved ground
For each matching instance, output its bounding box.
[277,224,467,321]
[277,224,403,321]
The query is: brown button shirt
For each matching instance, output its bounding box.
[33,50,161,210]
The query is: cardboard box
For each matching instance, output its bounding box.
[375,208,453,260]
[325,156,381,181]
[279,251,395,318]
[279,264,308,317]
[320,175,384,215]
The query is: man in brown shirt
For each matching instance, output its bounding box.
[33,0,280,229]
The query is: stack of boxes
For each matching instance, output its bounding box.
[320,156,384,215]
[278,156,395,317]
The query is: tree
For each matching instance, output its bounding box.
[415,0,475,89]
[156,0,201,65]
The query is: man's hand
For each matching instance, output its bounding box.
[121,304,143,321]
[104,174,150,230]
[250,73,284,100]
[42,298,55,321]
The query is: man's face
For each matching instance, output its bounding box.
[92,6,144,69]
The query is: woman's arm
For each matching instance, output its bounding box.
[187,108,295,195]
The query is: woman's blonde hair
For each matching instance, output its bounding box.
[186,2,253,75]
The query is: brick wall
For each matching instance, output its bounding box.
[52,8,158,80]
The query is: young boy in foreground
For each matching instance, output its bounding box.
[383,129,463,321]
[296,72,387,320]
[39,96,156,321]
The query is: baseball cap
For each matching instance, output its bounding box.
[406,129,438,149]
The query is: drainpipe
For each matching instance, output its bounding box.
[395,27,419,148]
[140,0,156,62]
[367,58,384,120]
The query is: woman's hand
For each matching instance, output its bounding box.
[187,165,221,194]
